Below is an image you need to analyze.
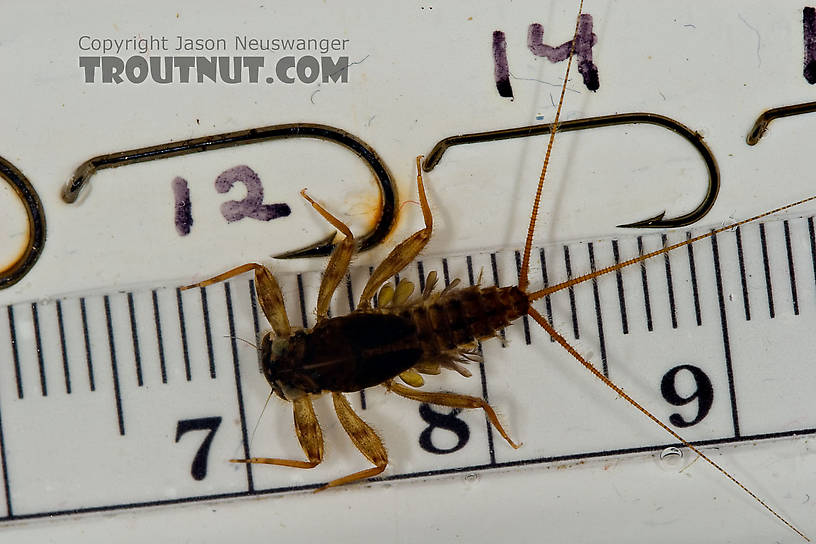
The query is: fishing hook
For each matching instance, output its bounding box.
[0,156,46,289]
[423,112,720,229]
[61,123,396,259]
[747,101,816,145]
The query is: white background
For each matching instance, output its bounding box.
[0,1,815,542]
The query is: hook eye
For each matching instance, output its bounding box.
[423,112,720,229]
[0,156,46,289]
[62,123,396,259]
[747,101,816,145]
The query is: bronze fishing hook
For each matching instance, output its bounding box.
[0,156,46,289]
[423,112,720,229]
[61,123,396,259]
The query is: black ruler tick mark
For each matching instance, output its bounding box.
[467,254,496,466]
[0,386,12,517]
[296,274,308,329]
[637,236,654,332]
[417,261,426,293]
[7,307,22,399]
[809,217,816,309]
[152,290,168,384]
[176,288,192,381]
[563,245,579,340]
[55,300,71,394]
[711,233,741,438]
[735,226,751,321]
[103,296,125,436]
[248,279,262,373]
[587,243,608,377]
[661,234,678,329]
[783,220,799,316]
[79,298,95,392]
[127,293,144,387]
[538,248,555,342]
[200,287,217,379]
[759,223,775,319]
[489,253,506,343]
[685,232,702,326]
[30,304,46,397]
[611,240,629,334]
[514,251,532,345]
[224,282,254,493]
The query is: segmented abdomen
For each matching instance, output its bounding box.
[394,285,529,356]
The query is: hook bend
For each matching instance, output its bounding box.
[0,156,46,289]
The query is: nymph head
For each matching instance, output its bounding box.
[259,332,307,401]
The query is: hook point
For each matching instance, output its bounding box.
[273,232,338,259]
[617,211,668,229]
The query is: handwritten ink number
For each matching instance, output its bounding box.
[804,7,816,84]
[492,14,600,98]
[175,416,222,480]
[172,176,193,235]
[171,166,291,236]
[528,15,600,91]
[660,365,713,428]
[215,165,291,222]
[418,403,470,454]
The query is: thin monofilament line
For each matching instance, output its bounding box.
[527,307,809,541]
[528,194,816,301]
[519,0,584,293]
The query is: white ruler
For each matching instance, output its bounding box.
[0,213,813,523]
